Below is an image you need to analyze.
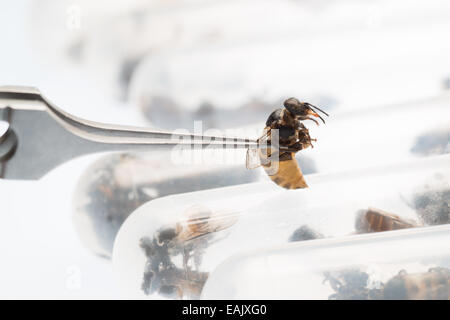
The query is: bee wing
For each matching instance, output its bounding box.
[181,213,238,242]
[261,151,308,189]
[246,128,272,170]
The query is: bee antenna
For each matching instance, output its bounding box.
[307,103,329,117]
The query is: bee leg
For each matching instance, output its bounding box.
[289,141,305,152]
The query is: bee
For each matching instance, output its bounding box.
[412,189,450,225]
[324,267,450,300]
[157,271,209,300]
[355,207,420,233]
[246,97,328,189]
[383,268,450,300]
[152,206,235,278]
[323,269,381,300]
[140,204,237,299]
[160,205,236,247]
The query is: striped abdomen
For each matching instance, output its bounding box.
[259,148,308,190]
[357,208,418,233]
[383,269,450,300]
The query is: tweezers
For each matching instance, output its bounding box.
[0,86,259,180]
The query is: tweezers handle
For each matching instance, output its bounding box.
[0,86,258,179]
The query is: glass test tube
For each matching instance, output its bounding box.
[112,154,449,299]
[202,224,450,299]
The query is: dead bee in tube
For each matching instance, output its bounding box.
[156,205,238,271]
[383,268,450,300]
[355,207,420,233]
[140,204,237,299]
[324,267,450,300]
[246,97,329,189]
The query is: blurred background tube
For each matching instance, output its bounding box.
[201,224,450,299]
[112,154,449,299]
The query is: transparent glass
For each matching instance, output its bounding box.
[72,150,259,258]
[112,154,449,299]
[202,224,450,299]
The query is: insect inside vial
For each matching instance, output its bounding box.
[140,204,237,299]
[156,205,237,271]
[383,268,450,300]
[355,207,420,233]
[246,97,329,189]
[324,267,450,300]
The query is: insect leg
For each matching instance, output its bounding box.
[281,142,305,152]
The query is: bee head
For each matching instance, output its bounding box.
[156,226,179,245]
[283,97,329,124]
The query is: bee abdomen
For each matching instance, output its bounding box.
[260,151,308,190]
